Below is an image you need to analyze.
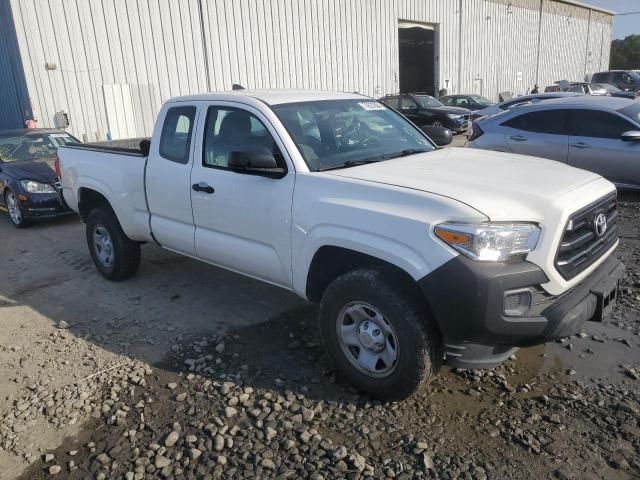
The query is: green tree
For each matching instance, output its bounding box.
[610,35,640,69]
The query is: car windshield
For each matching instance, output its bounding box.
[470,95,492,106]
[0,133,76,163]
[414,95,444,108]
[619,102,640,125]
[272,99,434,171]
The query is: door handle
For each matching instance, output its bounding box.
[570,142,590,149]
[192,182,215,194]
[509,135,527,141]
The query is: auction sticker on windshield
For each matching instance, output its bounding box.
[359,102,387,111]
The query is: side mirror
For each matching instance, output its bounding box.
[228,150,286,178]
[621,131,640,142]
[420,125,453,146]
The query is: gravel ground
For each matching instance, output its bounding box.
[0,200,638,480]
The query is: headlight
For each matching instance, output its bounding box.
[434,223,541,262]
[447,114,462,119]
[20,180,56,194]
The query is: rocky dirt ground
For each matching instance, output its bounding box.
[0,199,638,480]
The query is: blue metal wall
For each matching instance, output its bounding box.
[0,0,31,130]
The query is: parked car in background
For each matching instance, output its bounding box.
[380,93,470,132]
[466,96,640,191]
[58,90,624,400]
[0,129,77,227]
[592,70,640,92]
[471,92,583,120]
[439,94,494,111]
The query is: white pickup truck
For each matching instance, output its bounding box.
[58,90,624,400]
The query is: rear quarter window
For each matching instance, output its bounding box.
[159,106,196,164]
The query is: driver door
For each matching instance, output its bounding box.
[190,103,295,287]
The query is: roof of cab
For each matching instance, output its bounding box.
[167,89,369,106]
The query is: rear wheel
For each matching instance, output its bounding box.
[5,189,29,228]
[431,120,445,128]
[86,207,140,281]
[319,268,442,400]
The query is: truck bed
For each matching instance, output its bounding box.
[58,141,152,243]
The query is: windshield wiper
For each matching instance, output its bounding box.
[382,148,429,159]
[316,159,381,172]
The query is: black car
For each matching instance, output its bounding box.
[380,93,471,133]
[0,129,78,227]
[438,94,495,111]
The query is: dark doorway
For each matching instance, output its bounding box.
[398,25,435,95]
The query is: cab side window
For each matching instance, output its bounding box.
[159,106,196,164]
[202,107,282,169]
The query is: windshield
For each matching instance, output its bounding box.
[0,133,76,163]
[414,95,443,108]
[272,99,434,171]
[619,103,640,125]
[470,95,492,106]
[629,71,640,81]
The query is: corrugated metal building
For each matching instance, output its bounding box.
[0,0,612,140]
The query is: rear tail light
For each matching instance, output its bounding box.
[467,122,484,142]
[54,155,61,178]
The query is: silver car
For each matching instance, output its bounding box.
[466,96,640,190]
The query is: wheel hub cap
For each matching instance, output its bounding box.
[336,302,399,378]
[358,321,385,352]
[93,225,114,267]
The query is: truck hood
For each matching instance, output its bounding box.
[326,148,602,221]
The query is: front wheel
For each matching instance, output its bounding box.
[5,189,29,228]
[86,207,140,281]
[431,120,445,128]
[319,268,442,400]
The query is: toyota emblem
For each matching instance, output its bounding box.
[593,213,607,237]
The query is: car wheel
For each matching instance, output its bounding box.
[431,120,445,128]
[5,189,29,228]
[319,268,442,400]
[86,207,141,281]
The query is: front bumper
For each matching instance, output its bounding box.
[21,192,72,219]
[419,254,624,369]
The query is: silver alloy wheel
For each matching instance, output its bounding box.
[336,302,399,378]
[432,120,444,127]
[92,224,114,268]
[6,192,22,225]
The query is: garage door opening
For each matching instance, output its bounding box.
[398,21,436,95]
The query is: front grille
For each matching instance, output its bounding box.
[555,193,618,280]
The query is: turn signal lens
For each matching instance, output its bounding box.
[434,229,472,246]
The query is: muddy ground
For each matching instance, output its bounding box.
[0,199,638,480]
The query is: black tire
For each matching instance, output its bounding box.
[4,189,29,228]
[431,120,445,128]
[86,207,141,281]
[319,268,442,401]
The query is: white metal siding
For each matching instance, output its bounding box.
[8,0,612,140]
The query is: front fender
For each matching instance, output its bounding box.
[292,224,456,298]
